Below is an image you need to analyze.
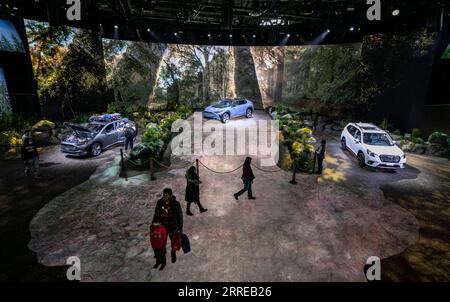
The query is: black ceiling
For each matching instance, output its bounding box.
[0,0,448,45]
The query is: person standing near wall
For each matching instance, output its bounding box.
[315,140,326,174]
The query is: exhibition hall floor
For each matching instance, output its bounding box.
[16,112,448,281]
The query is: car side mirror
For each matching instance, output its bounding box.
[355,139,360,144]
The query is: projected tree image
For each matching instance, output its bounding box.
[0,19,25,53]
[104,42,236,109]
[252,44,361,114]
[0,68,12,117]
[25,20,108,120]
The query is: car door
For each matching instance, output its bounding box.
[101,123,116,148]
[116,120,126,143]
[239,100,248,116]
[351,129,362,154]
[230,100,240,117]
[345,126,356,154]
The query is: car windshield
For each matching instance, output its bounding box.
[86,123,104,133]
[363,133,394,146]
[212,100,231,108]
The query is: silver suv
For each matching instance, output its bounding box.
[61,114,136,157]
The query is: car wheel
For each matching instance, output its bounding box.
[246,108,253,118]
[358,152,366,168]
[90,143,102,157]
[221,112,230,123]
[341,137,347,150]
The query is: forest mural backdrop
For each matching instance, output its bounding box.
[103,40,362,114]
[23,19,364,120]
[103,41,237,110]
[25,20,108,120]
[22,20,438,132]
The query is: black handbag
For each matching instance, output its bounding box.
[181,233,191,254]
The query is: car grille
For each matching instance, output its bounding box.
[61,144,77,151]
[380,155,400,163]
[203,111,215,117]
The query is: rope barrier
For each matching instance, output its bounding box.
[152,157,172,169]
[120,150,283,180]
[198,160,243,174]
[153,157,196,169]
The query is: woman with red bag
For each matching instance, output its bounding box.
[152,188,183,264]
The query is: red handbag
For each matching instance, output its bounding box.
[171,232,182,251]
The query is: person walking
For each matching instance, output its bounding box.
[233,157,256,200]
[315,139,326,174]
[21,138,40,179]
[152,188,183,264]
[185,166,207,216]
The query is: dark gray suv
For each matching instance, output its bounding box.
[61,114,136,156]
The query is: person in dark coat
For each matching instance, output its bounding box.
[124,123,136,151]
[185,166,207,216]
[152,188,183,263]
[233,157,256,200]
[21,138,40,178]
[316,140,326,174]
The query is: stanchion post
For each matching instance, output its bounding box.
[120,148,127,180]
[289,161,298,185]
[150,157,157,181]
[311,152,317,174]
[196,158,199,176]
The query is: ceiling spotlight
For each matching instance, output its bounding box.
[286,33,290,37]
[147,28,151,32]
[326,29,331,33]
[229,34,233,38]
[252,34,256,38]
[392,9,400,16]
[349,26,355,31]
[207,33,211,37]
[114,25,118,29]
[174,32,178,36]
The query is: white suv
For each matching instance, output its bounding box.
[340,123,407,169]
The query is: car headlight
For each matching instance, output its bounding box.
[366,149,377,157]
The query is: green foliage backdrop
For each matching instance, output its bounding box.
[25,20,109,121]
